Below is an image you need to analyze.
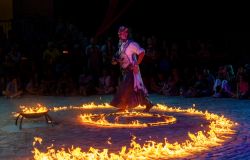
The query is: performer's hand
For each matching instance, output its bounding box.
[111,58,117,65]
[133,64,139,74]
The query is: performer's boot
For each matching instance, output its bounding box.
[117,108,126,112]
[143,102,153,112]
[116,105,128,112]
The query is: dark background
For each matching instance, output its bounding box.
[4,0,250,59]
[52,0,250,36]
[51,0,250,57]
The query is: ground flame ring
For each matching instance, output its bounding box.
[32,103,237,160]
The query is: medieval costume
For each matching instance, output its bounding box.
[110,26,153,112]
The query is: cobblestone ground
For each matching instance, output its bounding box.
[0,95,249,160]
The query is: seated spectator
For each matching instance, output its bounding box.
[237,73,249,99]
[56,71,75,96]
[25,74,40,95]
[95,69,114,95]
[0,76,5,96]
[183,70,210,97]
[40,69,57,95]
[79,69,95,96]
[150,71,166,94]
[2,76,23,98]
[213,65,236,98]
[162,68,180,96]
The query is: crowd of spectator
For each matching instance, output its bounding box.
[0,18,249,99]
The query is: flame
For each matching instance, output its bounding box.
[52,106,68,112]
[79,112,176,128]
[20,104,48,114]
[79,113,147,128]
[32,104,237,160]
[49,103,113,112]
[33,137,43,146]
[12,112,20,117]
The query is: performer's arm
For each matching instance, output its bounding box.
[137,51,145,65]
[133,51,144,74]
[130,42,144,65]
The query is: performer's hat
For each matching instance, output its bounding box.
[118,26,128,33]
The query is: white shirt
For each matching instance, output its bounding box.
[119,40,145,69]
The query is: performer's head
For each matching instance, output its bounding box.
[118,25,129,42]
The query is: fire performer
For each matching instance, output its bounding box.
[110,26,153,112]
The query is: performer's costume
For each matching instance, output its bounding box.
[110,39,153,111]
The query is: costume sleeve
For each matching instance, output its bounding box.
[129,42,145,55]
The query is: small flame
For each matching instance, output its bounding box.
[33,137,43,146]
[50,103,112,112]
[20,104,48,114]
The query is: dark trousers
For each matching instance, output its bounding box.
[110,69,153,110]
